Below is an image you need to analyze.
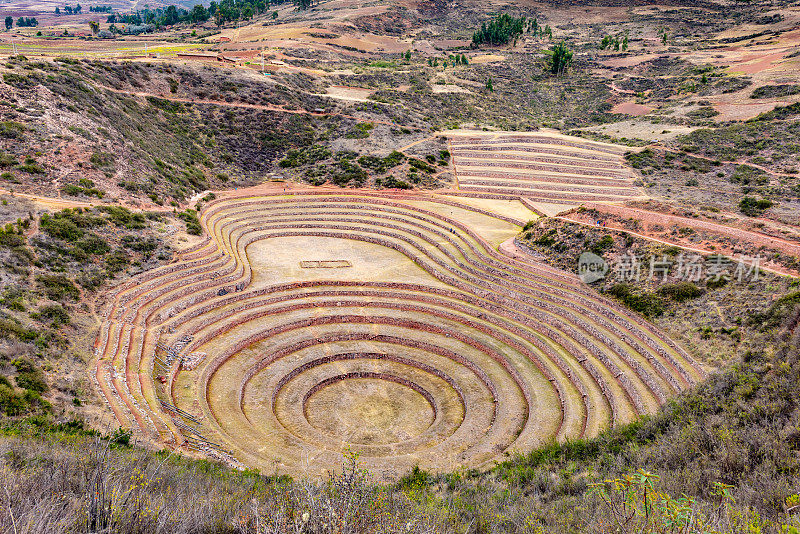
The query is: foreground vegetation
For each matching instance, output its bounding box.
[2,301,799,532]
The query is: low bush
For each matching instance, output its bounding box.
[36,274,80,301]
[739,196,773,216]
[607,283,665,317]
[178,209,202,235]
[657,281,704,302]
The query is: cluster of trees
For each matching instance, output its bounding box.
[472,14,551,47]
[599,34,628,51]
[106,12,141,25]
[527,18,552,39]
[547,41,573,75]
[105,0,294,29]
[89,5,112,12]
[107,4,210,27]
[472,14,527,46]
[427,54,468,68]
[55,4,82,15]
[210,0,293,26]
[9,16,39,27]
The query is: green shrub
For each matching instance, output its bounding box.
[397,465,431,490]
[738,196,773,216]
[656,282,704,302]
[751,291,800,329]
[32,304,70,327]
[0,319,37,342]
[97,206,146,229]
[591,235,614,254]
[377,176,411,189]
[750,84,800,99]
[0,384,50,415]
[16,160,45,174]
[358,151,406,173]
[178,209,202,235]
[608,284,665,317]
[625,149,660,170]
[730,165,768,186]
[0,223,25,248]
[0,384,27,415]
[76,234,110,255]
[89,152,114,167]
[15,372,47,393]
[409,158,436,174]
[345,122,374,139]
[104,250,130,273]
[36,274,79,301]
[40,214,83,241]
[0,121,25,139]
[61,183,105,198]
[40,209,107,242]
[121,235,157,253]
[0,151,18,167]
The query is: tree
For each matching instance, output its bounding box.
[55,7,60,15]
[473,14,526,47]
[461,54,468,65]
[547,41,573,76]
[529,18,538,35]
[271,11,278,19]
[190,4,208,23]
[294,0,314,10]
[164,5,178,25]
[486,77,494,92]
[4,16,11,30]
[16,17,37,27]
[88,20,99,35]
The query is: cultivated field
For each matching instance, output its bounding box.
[94,188,704,477]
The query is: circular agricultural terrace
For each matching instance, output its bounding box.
[94,135,704,477]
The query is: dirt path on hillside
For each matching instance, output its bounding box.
[649,144,793,178]
[587,203,800,254]
[557,212,797,277]
[98,85,399,126]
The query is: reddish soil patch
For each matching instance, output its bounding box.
[569,203,800,276]
[727,50,787,75]
[600,54,658,68]
[612,102,653,116]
